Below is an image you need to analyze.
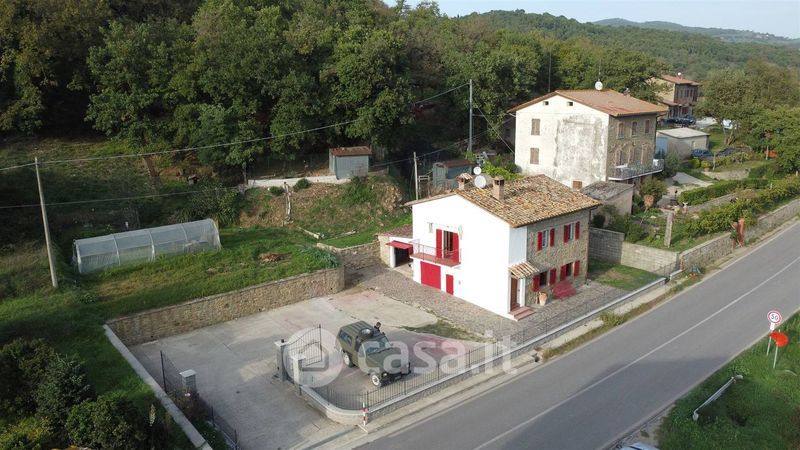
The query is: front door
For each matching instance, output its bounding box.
[445,274,454,294]
[510,278,519,310]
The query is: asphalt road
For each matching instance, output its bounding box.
[362,222,800,450]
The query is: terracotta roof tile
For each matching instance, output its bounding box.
[330,146,372,157]
[660,74,700,86]
[456,175,600,227]
[509,89,667,117]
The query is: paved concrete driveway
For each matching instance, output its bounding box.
[131,287,476,449]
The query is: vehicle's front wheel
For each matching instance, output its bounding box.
[370,373,382,387]
[342,351,353,367]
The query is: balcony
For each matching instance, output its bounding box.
[608,159,664,181]
[409,242,460,267]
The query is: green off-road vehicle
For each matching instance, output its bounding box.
[336,321,410,386]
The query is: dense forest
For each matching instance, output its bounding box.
[1,0,798,170]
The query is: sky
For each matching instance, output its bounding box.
[403,1,800,39]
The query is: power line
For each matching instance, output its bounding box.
[413,83,469,105]
[0,187,240,210]
[0,162,36,172]
[474,105,515,154]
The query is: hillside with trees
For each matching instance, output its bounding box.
[594,18,800,49]
[475,10,800,81]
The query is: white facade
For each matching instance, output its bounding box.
[514,94,610,188]
[410,195,527,319]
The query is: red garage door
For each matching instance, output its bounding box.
[421,262,441,289]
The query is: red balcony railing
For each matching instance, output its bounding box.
[410,242,460,267]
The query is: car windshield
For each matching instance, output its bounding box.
[362,336,391,355]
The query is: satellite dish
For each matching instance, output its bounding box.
[474,174,488,189]
[594,80,603,91]
[473,166,482,175]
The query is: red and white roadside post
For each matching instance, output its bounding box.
[362,402,368,427]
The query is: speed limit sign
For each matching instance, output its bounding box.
[768,310,783,330]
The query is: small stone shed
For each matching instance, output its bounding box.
[432,159,474,191]
[377,224,413,268]
[581,181,635,219]
[656,128,710,159]
[329,146,372,179]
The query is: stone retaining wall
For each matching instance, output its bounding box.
[747,198,800,240]
[107,267,344,345]
[687,193,737,214]
[589,228,678,273]
[316,241,380,272]
[679,234,733,269]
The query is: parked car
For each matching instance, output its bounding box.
[716,147,736,157]
[336,321,410,386]
[664,115,696,126]
[691,148,713,160]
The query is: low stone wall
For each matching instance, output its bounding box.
[108,267,344,345]
[687,193,737,214]
[589,227,678,273]
[747,198,800,240]
[679,234,733,269]
[316,241,380,272]
[703,169,748,181]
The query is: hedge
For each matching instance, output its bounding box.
[679,179,769,205]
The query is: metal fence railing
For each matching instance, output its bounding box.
[158,351,240,449]
[304,262,679,413]
[285,325,323,371]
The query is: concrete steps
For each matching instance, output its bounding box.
[510,306,535,321]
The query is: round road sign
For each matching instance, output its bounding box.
[768,310,783,325]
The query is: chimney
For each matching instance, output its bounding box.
[492,176,505,201]
[456,173,472,191]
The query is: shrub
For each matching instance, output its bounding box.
[174,180,240,227]
[640,178,667,200]
[678,179,768,205]
[341,177,376,206]
[691,159,701,169]
[600,312,626,327]
[481,161,521,181]
[0,416,54,450]
[685,200,753,237]
[293,178,311,192]
[268,186,284,196]
[0,339,56,417]
[663,152,681,177]
[66,395,149,450]
[34,355,93,427]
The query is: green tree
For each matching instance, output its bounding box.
[0,339,55,417]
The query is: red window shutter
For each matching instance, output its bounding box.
[436,229,443,258]
[452,233,460,263]
[575,221,581,240]
[560,265,567,281]
[574,260,581,276]
[537,231,543,251]
[563,224,569,243]
[533,275,540,291]
[549,269,556,284]
[550,228,555,247]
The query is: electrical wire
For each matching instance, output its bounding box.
[0,187,241,210]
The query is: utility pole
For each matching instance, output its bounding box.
[468,79,473,154]
[413,152,419,200]
[34,157,58,288]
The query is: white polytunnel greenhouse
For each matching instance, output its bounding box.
[72,219,221,274]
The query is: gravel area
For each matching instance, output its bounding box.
[353,266,629,340]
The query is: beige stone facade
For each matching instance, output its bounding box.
[523,210,591,305]
[606,114,659,173]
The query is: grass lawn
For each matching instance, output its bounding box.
[0,227,337,446]
[587,258,662,291]
[84,227,336,317]
[680,168,716,182]
[659,313,800,449]
[322,212,411,248]
[711,160,767,172]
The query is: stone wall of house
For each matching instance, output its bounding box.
[589,227,679,273]
[377,235,391,266]
[525,211,591,304]
[606,114,659,178]
[107,267,344,345]
[316,241,380,272]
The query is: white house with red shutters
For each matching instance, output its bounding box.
[392,175,599,320]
